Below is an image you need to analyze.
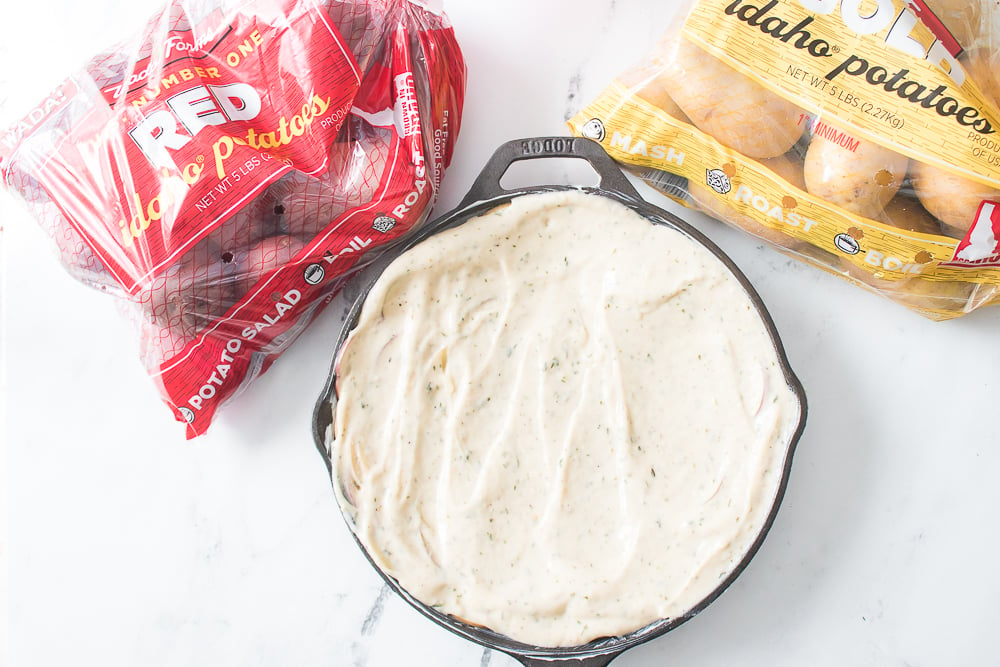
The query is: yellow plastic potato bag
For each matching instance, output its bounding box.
[569,0,1000,320]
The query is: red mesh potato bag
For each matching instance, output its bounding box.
[1,0,466,437]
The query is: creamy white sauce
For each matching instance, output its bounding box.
[330,190,801,648]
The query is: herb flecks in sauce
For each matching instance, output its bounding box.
[332,191,800,648]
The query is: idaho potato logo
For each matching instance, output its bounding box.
[706,168,732,195]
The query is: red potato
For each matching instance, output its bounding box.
[266,172,345,241]
[267,123,392,241]
[235,234,307,294]
[202,195,283,253]
[323,123,392,210]
[139,242,240,341]
[327,0,380,68]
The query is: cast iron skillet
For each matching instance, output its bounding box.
[312,136,808,666]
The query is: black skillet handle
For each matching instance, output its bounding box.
[512,651,624,667]
[457,136,642,210]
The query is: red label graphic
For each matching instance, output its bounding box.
[946,200,1000,267]
[906,0,964,57]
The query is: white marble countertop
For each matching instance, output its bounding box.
[3,1,1000,665]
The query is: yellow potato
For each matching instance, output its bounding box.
[910,160,1000,238]
[838,260,976,315]
[837,257,902,292]
[962,48,1000,105]
[804,134,909,219]
[760,152,807,191]
[689,172,845,271]
[886,276,977,314]
[909,48,1000,238]
[878,195,942,236]
[655,38,805,159]
[924,0,983,49]
[688,176,808,250]
[617,62,691,124]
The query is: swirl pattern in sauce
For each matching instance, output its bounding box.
[331,190,801,647]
